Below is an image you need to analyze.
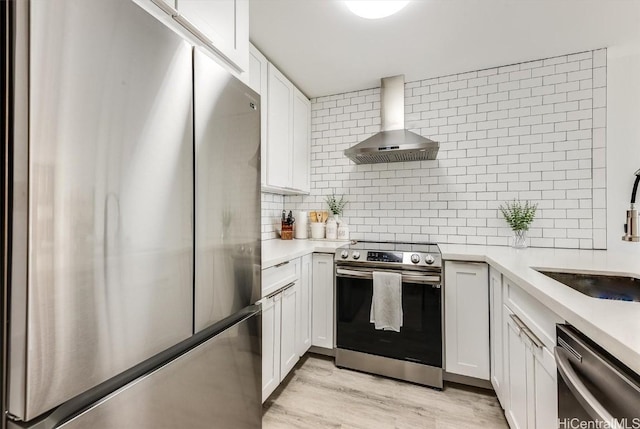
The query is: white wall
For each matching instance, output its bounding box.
[286,50,606,249]
[606,44,640,253]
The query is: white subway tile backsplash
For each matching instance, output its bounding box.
[271,50,606,249]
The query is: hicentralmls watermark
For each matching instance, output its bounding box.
[558,418,640,429]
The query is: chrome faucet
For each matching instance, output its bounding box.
[622,168,640,242]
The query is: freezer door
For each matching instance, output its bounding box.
[9,0,193,421]
[55,310,261,429]
[193,49,261,332]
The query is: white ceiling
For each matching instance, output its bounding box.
[249,0,640,98]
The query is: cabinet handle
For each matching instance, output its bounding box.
[150,0,178,16]
[509,314,544,349]
[265,281,296,300]
[509,313,527,332]
[522,327,544,349]
[172,15,241,73]
[274,261,290,268]
[282,282,296,294]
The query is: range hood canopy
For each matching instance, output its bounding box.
[344,75,439,164]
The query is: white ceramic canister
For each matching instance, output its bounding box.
[337,222,349,240]
[294,210,308,239]
[310,222,326,239]
[325,217,338,240]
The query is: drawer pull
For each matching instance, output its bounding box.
[274,261,290,268]
[509,313,527,332]
[265,282,295,299]
[522,327,544,349]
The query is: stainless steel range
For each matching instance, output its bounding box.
[334,241,443,389]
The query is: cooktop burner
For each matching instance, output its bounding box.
[335,241,441,270]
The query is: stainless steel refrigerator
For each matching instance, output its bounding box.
[2,0,262,427]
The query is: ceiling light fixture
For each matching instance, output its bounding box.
[345,1,410,20]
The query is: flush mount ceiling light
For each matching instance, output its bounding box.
[345,1,410,19]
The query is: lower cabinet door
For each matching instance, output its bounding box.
[533,346,557,429]
[489,266,505,406]
[298,254,313,356]
[312,253,334,349]
[280,282,300,380]
[262,294,281,402]
[444,261,490,379]
[505,309,529,429]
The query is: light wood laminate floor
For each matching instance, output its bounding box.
[263,355,508,429]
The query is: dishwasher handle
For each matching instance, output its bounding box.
[555,346,615,424]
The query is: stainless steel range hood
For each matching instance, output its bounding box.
[344,75,439,164]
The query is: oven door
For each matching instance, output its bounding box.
[336,267,442,367]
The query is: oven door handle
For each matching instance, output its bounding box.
[336,268,441,285]
[555,346,615,424]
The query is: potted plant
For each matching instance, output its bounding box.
[325,193,348,219]
[325,193,348,240]
[499,200,538,248]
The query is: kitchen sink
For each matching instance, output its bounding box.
[536,270,640,302]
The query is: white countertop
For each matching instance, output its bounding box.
[262,239,640,374]
[440,244,640,375]
[262,239,348,269]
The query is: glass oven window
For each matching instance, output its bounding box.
[336,276,442,367]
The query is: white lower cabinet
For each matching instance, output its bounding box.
[261,253,317,403]
[505,307,531,429]
[532,346,557,429]
[298,254,313,356]
[444,261,490,380]
[312,253,334,349]
[261,293,281,402]
[503,298,558,429]
[280,281,300,378]
[489,266,505,405]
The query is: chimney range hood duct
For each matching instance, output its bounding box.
[344,75,439,164]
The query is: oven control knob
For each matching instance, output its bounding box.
[425,254,435,265]
[352,251,361,260]
[340,250,349,259]
[410,254,421,264]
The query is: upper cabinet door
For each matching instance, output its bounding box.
[292,87,311,194]
[176,0,249,72]
[267,63,293,189]
[248,44,268,186]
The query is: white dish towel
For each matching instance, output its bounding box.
[370,271,403,332]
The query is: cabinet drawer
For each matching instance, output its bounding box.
[504,277,563,350]
[262,258,300,297]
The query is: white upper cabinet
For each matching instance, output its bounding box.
[145,0,249,73]
[248,51,310,195]
[444,261,490,380]
[247,44,268,185]
[176,0,249,72]
[292,87,311,194]
[266,63,294,190]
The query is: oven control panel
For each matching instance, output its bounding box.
[366,251,403,263]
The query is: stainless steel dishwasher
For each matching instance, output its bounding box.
[556,324,640,428]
